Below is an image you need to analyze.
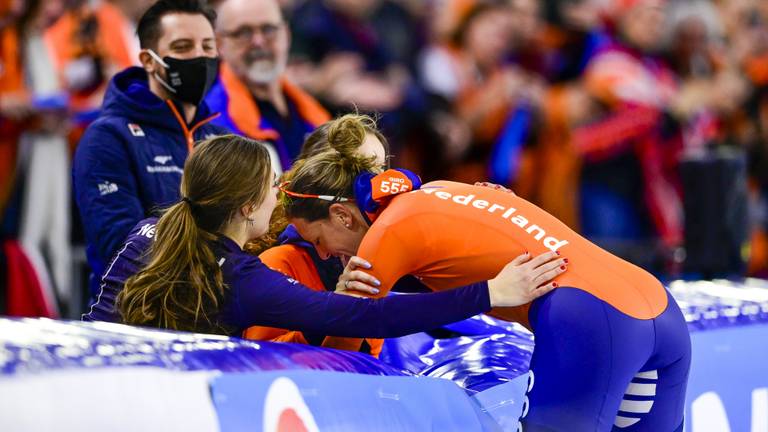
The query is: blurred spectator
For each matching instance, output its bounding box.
[573,0,684,269]
[513,0,606,229]
[666,1,723,79]
[0,0,25,217]
[507,0,545,70]
[0,0,69,316]
[286,0,428,170]
[288,0,416,111]
[43,0,143,127]
[206,0,330,174]
[419,0,543,183]
[665,1,748,124]
[538,0,610,83]
[43,0,146,313]
[717,0,768,276]
[666,1,753,277]
[73,0,226,300]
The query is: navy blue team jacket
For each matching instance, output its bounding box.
[73,67,227,296]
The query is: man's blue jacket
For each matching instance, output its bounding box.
[73,66,226,296]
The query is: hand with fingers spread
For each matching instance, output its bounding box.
[335,256,381,296]
[488,251,568,307]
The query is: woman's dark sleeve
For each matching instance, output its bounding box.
[391,275,432,293]
[228,259,491,338]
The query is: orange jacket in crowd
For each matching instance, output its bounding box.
[44,1,135,114]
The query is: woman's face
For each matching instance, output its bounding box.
[464,7,514,69]
[286,132,386,259]
[291,207,369,260]
[248,171,279,239]
[621,0,666,52]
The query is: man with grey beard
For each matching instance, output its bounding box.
[205,0,330,174]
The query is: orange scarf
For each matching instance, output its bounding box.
[220,63,329,141]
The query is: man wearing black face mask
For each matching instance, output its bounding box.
[73,0,229,303]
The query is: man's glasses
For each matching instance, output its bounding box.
[278,181,350,203]
[220,23,283,44]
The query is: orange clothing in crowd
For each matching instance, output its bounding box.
[515,85,582,229]
[251,244,384,357]
[216,63,330,142]
[207,64,330,172]
[0,25,25,214]
[43,1,136,113]
[357,181,668,328]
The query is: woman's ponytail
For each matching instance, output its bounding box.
[119,201,227,334]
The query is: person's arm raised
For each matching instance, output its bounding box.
[338,251,567,307]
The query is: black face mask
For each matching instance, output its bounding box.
[148,50,220,106]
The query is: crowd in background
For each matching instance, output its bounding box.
[2,0,768,318]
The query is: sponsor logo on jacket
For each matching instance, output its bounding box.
[98,181,118,196]
[127,123,145,137]
[137,223,156,239]
[146,164,183,174]
[153,155,173,164]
